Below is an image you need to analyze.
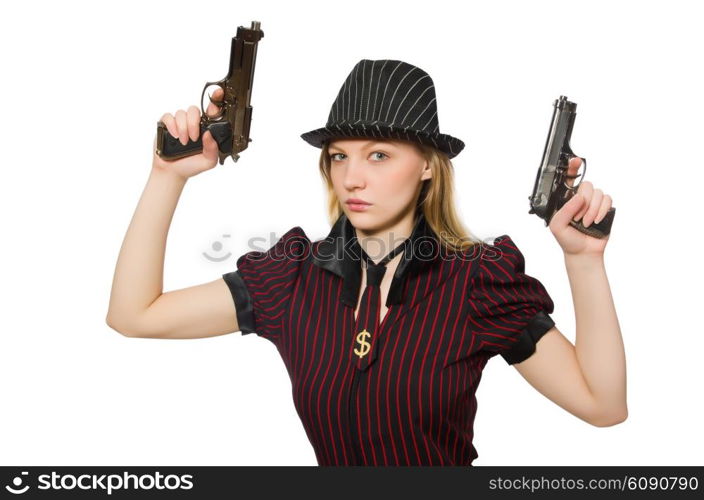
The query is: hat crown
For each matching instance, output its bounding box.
[327,59,439,134]
[300,58,465,159]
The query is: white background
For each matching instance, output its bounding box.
[1,0,702,466]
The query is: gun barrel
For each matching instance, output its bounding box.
[529,95,578,220]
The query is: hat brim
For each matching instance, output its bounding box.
[300,121,465,159]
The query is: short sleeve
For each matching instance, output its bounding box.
[222,226,308,341]
[468,234,556,365]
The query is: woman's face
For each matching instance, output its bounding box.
[328,138,431,233]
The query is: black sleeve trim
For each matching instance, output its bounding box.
[500,310,556,365]
[222,270,256,335]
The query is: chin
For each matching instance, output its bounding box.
[344,207,372,221]
[345,208,372,220]
[345,209,391,232]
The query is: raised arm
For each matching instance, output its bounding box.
[514,161,626,427]
[106,89,241,339]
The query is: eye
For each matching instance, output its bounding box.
[329,152,389,162]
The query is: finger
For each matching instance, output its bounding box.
[550,191,586,230]
[202,130,218,162]
[206,87,224,118]
[160,113,179,139]
[187,105,200,142]
[564,156,583,189]
[582,188,604,228]
[205,99,222,118]
[175,109,188,145]
[209,86,224,103]
[594,194,612,224]
[573,181,593,221]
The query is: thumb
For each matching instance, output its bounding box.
[202,130,218,162]
[551,192,586,228]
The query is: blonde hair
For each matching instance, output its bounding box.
[317,139,481,253]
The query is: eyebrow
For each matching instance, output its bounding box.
[328,140,393,152]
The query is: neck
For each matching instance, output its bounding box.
[353,210,416,264]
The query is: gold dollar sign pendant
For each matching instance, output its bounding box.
[354,329,372,359]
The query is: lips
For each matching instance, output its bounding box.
[346,198,371,205]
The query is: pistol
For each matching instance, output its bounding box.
[528,95,615,238]
[155,21,264,165]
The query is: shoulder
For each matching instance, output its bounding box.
[452,233,520,265]
[466,233,554,308]
[460,233,533,290]
[235,225,312,269]
[474,233,527,271]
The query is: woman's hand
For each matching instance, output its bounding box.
[548,157,613,257]
[151,87,224,179]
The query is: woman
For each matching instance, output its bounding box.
[106,59,627,466]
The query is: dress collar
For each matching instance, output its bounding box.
[311,211,442,307]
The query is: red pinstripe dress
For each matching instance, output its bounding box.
[222,212,556,466]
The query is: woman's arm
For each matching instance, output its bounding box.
[106,167,186,333]
[514,255,626,427]
[565,253,626,419]
[513,158,627,426]
[106,92,241,338]
[105,167,240,338]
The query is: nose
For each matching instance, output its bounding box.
[341,156,368,191]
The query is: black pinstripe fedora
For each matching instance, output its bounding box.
[300,59,465,159]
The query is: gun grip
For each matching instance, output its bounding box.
[568,207,616,238]
[155,120,232,163]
